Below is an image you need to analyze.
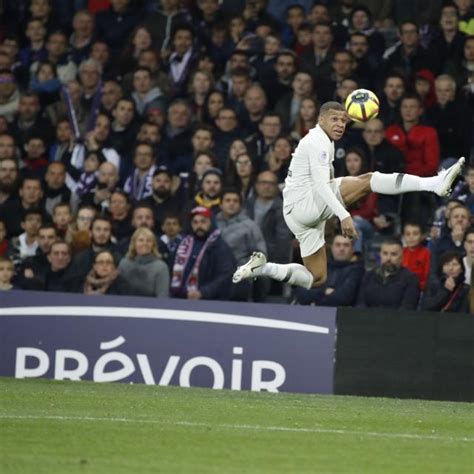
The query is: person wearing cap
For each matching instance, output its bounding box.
[170,205,235,300]
[144,166,182,228]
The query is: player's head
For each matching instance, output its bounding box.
[318,101,347,141]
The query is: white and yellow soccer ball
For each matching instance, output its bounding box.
[344,88,380,122]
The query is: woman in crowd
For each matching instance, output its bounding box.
[83,250,130,295]
[422,251,470,313]
[226,152,257,201]
[118,25,154,75]
[188,69,215,121]
[291,96,319,141]
[264,135,294,185]
[118,227,170,298]
[202,90,225,125]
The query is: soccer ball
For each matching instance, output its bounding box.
[345,89,380,122]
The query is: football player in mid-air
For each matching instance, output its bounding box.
[233,101,465,289]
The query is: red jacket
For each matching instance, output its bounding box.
[385,124,440,177]
[402,245,431,290]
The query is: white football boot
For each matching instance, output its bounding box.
[435,157,465,197]
[232,252,267,283]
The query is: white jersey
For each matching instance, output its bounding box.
[283,124,349,220]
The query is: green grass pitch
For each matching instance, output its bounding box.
[1,378,473,474]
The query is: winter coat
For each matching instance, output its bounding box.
[422,274,470,313]
[245,196,292,264]
[295,259,365,306]
[118,254,170,298]
[356,266,420,310]
[215,211,267,266]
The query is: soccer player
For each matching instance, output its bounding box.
[233,101,465,289]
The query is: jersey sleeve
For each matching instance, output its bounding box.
[307,137,350,221]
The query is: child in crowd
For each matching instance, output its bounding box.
[0,257,16,291]
[21,135,49,179]
[160,213,183,265]
[402,222,431,291]
[9,209,43,265]
[0,219,10,257]
[52,202,73,238]
[75,151,101,198]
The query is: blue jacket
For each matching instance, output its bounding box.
[295,259,364,306]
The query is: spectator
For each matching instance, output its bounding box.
[188,69,215,121]
[0,256,16,291]
[66,205,96,255]
[246,112,282,167]
[294,234,364,305]
[19,19,47,69]
[117,202,156,254]
[131,66,166,117]
[213,107,242,166]
[164,24,199,97]
[143,167,181,228]
[189,167,223,215]
[422,250,470,312]
[463,227,474,284]
[109,190,133,241]
[124,143,157,202]
[161,99,193,175]
[348,5,386,58]
[431,203,471,269]
[78,59,102,113]
[378,72,406,126]
[241,84,268,136]
[356,238,420,309]
[75,150,101,201]
[184,151,217,199]
[0,70,19,123]
[300,22,334,87]
[70,10,95,66]
[0,133,17,162]
[0,176,44,237]
[118,227,170,298]
[0,219,9,256]
[402,221,431,291]
[79,161,119,213]
[73,216,119,280]
[426,74,467,162]
[430,3,466,72]
[21,135,49,179]
[84,249,130,296]
[30,31,77,84]
[275,71,313,131]
[29,60,62,109]
[348,32,379,89]
[14,223,57,290]
[94,0,142,54]
[216,188,266,300]
[8,208,42,264]
[259,50,297,108]
[170,206,235,300]
[117,25,154,76]
[0,158,19,206]
[52,202,72,239]
[202,89,225,125]
[159,212,183,264]
[43,240,82,292]
[191,124,215,157]
[385,94,440,227]
[384,21,437,81]
[291,96,319,142]
[101,79,123,113]
[264,136,293,185]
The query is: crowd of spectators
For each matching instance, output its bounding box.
[0,0,473,312]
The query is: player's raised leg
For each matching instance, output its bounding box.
[339,156,466,207]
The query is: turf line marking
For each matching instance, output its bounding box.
[1,415,473,443]
[0,306,329,334]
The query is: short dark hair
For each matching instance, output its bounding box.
[39,223,57,234]
[403,221,424,233]
[401,93,423,107]
[221,187,242,203]
[439,250,465,273]
[319,101,345,115]
[22,208,43,221]
[91,215,112,228]
[381,237,402,248]
[52,202,71,214]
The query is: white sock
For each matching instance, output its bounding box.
[259,263,314,289]
[370,172,440,194]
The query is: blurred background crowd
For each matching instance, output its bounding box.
[0,0,473,312]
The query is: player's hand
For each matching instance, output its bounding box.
[340,216,359,240]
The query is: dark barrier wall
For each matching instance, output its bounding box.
[0,291,336,394]
[335,308,474,402]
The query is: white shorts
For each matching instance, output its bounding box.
[283,178,344,258]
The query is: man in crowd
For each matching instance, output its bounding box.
[356,238,419,309]
[170,206,235,300]
[216,188,267,301]
[294,234,364,305]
